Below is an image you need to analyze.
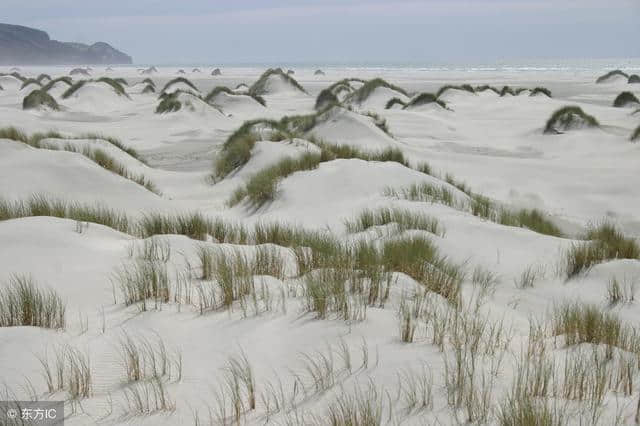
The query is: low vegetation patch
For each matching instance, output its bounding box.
[562,222,639,279]
[551,302,638,351]
[155,92,182,113]
[629,74,640,84]
[40,76,72,92]
[475,85,501,95]
[248,68,307,96]
[530,87,552,97]
[435,84,475,98]
[160,77,198,94]
[345,207,444,237]
[346,78,408,105]
[0,126,156,193]
[498,208,563,237]
[544,106,599,134]
[19,78,41,90]
[632,124,640,141]
[0,275,65,329]
[204,86,266,106]
[0,195,132,233]
[403,93,446,109]
[315,88,340,110]
[62,77,129,99]
[384,97,407,109]
[613,91,640,107]
[36,73,52,84]
[23,89,60,111]
[228,142,409,207]
[596,70,628,83]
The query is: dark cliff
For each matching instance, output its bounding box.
[0,23,132,65]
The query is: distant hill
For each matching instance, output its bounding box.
[0,23,132,65]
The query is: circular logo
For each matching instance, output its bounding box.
[6,408,18,419]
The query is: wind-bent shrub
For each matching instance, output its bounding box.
[475,85,501,95]
[19,78,41,90]
[544,106,599,134]
[385,97,407,109]
[403,93,446,109]
[160,77,198,94]
[41,76,72,92]
[70,68,90,76]
[23,89,60,111]
[613,91,640,107]
[142,84,155,94]
[0,275,66,329]
[204,86,266,106]
[315,88,340,110]
[36,73,52,84]
[155,92,182,113]
[248,68,307,95]
[346,78,408,104]
[62,77,129,99]
[436,84,475,98]
[530,87,552,97]
[596,70,629,83]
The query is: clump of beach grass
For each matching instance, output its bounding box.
[113,259,170,311]
[155,91,182,113]
[315,88,340,111]
[0,275,66,329]
[344,207,444,237]
[0,126,157,193]
[22,89,60,111]
[475,85,501,95]
[40,76,72,92]
[61,77,129,99]
[160,76,198,94]
[204,86,266,106]
[498,208,563,237]
[0,194,132,233]
[562,222,639,279]
[544,106,599,134]
[629,74,640,84]
[385,97,406,109]
[346,78,408,105]
[631,124,640,142]
[596,70,629,83]
[19,78,41,90]
[530,87,552,97]
[248,68,308,96]
[613,91,640,107]
[403,93,446,109]
[436,84,475,98]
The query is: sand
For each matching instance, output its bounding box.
[0,65,639,425]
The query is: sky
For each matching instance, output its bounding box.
[3,0,640,65]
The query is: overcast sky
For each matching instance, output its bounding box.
[3,0,640,64]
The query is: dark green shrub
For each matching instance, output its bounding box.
[530,87,552,97]
[596,70,629,83]
[160,77,198,94]
[23,89,60,111]
[544,106,599,134]
[613,91,639,107]
[248,68,307,96]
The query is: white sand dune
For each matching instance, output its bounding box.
[0,65,639,425]
[306,106,396,149]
